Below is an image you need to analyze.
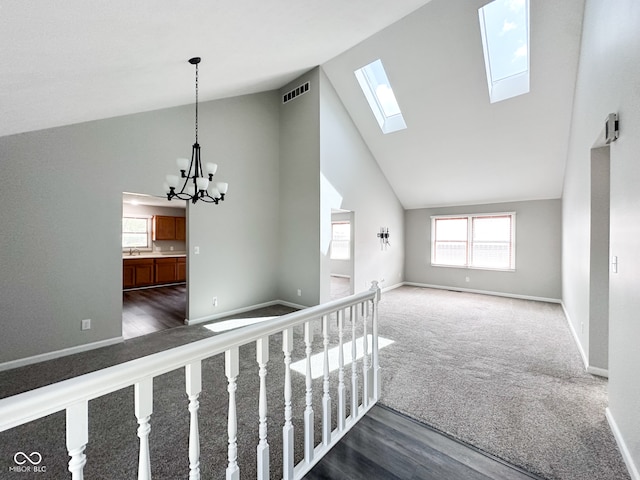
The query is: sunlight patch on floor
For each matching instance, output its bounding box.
[204,316,278,333]
[291,335,394,379]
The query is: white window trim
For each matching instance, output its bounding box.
[430,212,516,271]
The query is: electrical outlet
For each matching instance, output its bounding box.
[297,289,302,297]
[194,246,200,255]
[213,297,218,307]
[81,319,91,331]
[170,246,174,251]
[465,276,470,283]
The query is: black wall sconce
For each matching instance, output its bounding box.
[377,227,390,250]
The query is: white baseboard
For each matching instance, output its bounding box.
[0,337,123,372]
[560,302,609,378]
[606,408,640,480]
[403,282,561,304]
[381,282,404,294]
[187,299,308,326]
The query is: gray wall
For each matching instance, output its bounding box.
[405,199,562,300]
[319,69,405,301]
[562,0,640,472]
[277,69,322,307]
[0,91,281,364]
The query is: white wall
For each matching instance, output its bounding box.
[562,0,640,475]
[0,91,281,364]
[406,199,562,300]
[319,69,405,301]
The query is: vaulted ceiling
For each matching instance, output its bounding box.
[1,0,585,209]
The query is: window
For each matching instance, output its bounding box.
[330,222,351,260]
[122,216,151,250]
[478,0,530,103]
[431,213,515,270]
[354,59,407,134]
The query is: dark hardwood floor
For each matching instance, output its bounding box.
[304,405,541,480]
[122,284,186,339]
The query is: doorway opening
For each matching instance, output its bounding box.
[330,210,354,300]
[122,192,188,339]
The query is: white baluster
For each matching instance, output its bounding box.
[225,348,240,480]
[135,378,153,480]
[371,281,381,400]
[66,401,88,480]
[362,302,370,409]
[256,337,270,480]
[282,328,294,480]
[186,361,202,480]
[337,310,346,431]
[351,306,359,419]
[304,321,314,463]
[322,315,331,445]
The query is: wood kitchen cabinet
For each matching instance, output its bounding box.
[175,217,186,241]
[153,215,186,241]
[177,257,186,281]
[123,258,155,287]
[155,257,177,284]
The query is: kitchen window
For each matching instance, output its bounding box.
[431,213,515,270]
[122,216,151,250]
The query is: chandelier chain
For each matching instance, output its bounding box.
[195,61,199,143]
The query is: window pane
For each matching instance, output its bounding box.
[435,218,468,241]
[435,242,467,265]
[473,216,511,241]
[123,233,148,248]
[123,217,148,233]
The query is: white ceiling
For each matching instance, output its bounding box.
[0,0,431,137]
[323,0,585,209]
[2,0,585,210]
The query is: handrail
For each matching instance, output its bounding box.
[0,286,379,433]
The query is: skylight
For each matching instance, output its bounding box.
[354,59,407,134]
[478,0,530,103]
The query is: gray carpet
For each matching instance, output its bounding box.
[377,286,629,480]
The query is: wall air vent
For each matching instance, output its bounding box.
[282,81,310,104]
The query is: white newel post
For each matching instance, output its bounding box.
[321,315,331,446]
[225,347,240,480]
[370,281,381,400]
[282,328,294,480]
[135,377,153,480]
[185,361,202,480]
[350,306,359,419]
[337,309,346,431]
[303,321,314,463]
[66,401,88,480]
[256,337,270,480]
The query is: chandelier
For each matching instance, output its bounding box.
[165,57,228,204]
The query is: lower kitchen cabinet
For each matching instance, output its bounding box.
[123,256,186,289]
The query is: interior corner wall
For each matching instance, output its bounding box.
[319,69,405,302]
[563,0,640,475]
[405,199,562,300]
[277,69,322,307]
[0,91,281,364]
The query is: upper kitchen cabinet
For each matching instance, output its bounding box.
[153,215,185,241]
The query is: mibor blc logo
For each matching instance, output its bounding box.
[9,451,47,473]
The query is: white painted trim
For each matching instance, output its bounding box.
[0,337,123,372]
[606,408,640,480]
[187,299,308,326]
[561,301,589,370]
[381,282,404,294]
[403,282,561,304]
[587,366,609,378]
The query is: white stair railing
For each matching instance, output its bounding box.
[0,281,381,480]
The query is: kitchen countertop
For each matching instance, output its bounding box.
[122,252,186,260]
